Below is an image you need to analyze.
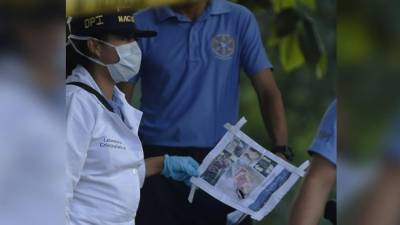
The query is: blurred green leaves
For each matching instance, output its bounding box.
[273,7,327,78]
[299,0,316,10]
[279,32,305,72]
[273,0,297,12]
[337,17,374,65]
[245,0,327,78]
[66,0,185,16]
[235,0,335,156]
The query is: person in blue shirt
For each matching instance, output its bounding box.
[119,1,290,224]
[289,100,337,225]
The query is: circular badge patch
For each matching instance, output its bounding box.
[211,34,235,60]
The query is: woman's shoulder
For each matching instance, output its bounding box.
[66,65,103,113]
[66,84,101,118]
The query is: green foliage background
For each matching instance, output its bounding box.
[236,0,336,224]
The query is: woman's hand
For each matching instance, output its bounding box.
[162,155,199,186]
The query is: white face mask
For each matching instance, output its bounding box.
[68,34,142,83]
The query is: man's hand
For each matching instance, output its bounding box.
[271,145,294,162]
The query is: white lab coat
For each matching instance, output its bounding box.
[66,65,145,225]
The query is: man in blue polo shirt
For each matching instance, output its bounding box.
[120,0,291,224]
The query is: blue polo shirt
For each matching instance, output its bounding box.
[132,0,272,148]
[308,100,337,166]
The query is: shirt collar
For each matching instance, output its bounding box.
[155,6,177,23]
[67,64,126,103]
[155,0,230,23]
[209,0,231,15]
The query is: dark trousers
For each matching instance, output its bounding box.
[136,146,252,225]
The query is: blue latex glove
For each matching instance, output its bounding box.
[162,155,200,186]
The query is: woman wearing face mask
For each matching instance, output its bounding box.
[66,12,199,225]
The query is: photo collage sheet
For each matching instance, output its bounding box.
[190,118,309,220]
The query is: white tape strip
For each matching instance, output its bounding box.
[224,117,247,136]
[226,210,248,225]
[188,184,198,203]
[299,160,310,172]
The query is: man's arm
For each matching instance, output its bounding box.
[250,69,288,146]
[288,155,336,225]
[117,82,135,103]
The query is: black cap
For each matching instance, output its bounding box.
[68,12,157,38]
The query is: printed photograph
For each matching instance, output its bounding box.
[201,150,234,186]
[254,156,277,177]
[232,165,263,200]
[242,147,262,164]
[225,137,249,158]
